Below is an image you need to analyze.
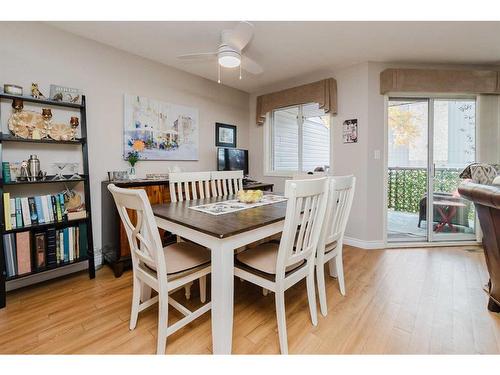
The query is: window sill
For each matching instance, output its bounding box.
[264,171,296,178]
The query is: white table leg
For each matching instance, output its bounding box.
[210,244,234,354]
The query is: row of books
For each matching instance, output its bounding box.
[3,224,88,278]
[3,192,71,230]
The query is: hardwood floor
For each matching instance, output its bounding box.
[1,245,499,354]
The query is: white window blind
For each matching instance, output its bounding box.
[270,103,330,174]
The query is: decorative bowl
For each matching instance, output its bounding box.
[237,189,264,204]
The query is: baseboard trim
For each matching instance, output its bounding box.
[344,237,385,249]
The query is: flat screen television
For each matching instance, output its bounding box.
[217,147,249,176]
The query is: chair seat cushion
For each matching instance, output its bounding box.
[236,242,304,275]
[324,240,338,253]
[163,242,210,275]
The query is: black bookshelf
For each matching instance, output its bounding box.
[1,175,87,186]
[0,94,95,309]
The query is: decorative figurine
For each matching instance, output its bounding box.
[11,98,24,112]
[19,160,29,181]
[70,116,79,140]
[31,83,45,99]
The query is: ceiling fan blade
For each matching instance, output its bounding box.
[227,21,254,50]
[242,55,263,75]
[177,52,217,61]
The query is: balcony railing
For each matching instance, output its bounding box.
[387,167,463,213]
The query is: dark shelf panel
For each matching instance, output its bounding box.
[0,93,83,109]
[3,216,89,234]
[2,175,87,186]
[0,134,85,145]
[5,257,89,282]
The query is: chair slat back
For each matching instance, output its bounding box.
[276,178,329,277]
[169,171,212,202]
[322,176,356,250]
[108,184,166,278]
[210,170,244,197]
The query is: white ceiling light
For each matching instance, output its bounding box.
[218,50,241,68]
[177,21,263,84]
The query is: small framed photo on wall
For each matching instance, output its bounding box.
[343,119,358,143]
[216,123,237,148]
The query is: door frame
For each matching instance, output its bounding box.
[383,93,481,247]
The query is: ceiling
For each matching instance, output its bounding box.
[48,21,500,93]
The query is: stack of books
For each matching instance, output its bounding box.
[2,224,88,278]
[2,192,86,230]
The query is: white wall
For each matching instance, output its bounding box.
[249,61,500,248]
[0,22,250,254]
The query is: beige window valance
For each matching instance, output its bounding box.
[380,68,500,94]
[256,78,337,125]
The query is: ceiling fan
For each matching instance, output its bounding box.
[177,21,263,83]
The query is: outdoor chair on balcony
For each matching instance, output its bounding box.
[417,192,471,229]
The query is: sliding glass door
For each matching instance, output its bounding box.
[387,97,476,243]
[430,99,476,241]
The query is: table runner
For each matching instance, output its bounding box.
[189,194,287,216]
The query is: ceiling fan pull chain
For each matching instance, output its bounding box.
[239,63,242,80]
[218,63,221,84]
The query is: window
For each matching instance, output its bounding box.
[267,103,330,175]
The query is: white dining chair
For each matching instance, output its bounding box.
[108,184,211,355]
[234,177,329,354]
[169,171,213,202]
[168,171,212,300]
[210,170,244,196]
[315,175,355,316]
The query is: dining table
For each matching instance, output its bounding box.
[152,194,288,354]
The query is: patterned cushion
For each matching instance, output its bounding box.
[460,163,500,185]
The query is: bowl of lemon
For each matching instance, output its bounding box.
[237,189,264,204]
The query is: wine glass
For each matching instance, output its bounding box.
[52,162,68,180]
[68,163,82,180]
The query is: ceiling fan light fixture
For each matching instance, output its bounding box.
[218,50,241,68]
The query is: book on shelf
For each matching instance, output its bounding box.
[2,162,11,183]
[34,232,46,269]
[15,198,22,228]
[20,197,31,227]
[9,198,16,229]
[3,233,17,277]
[67,210,87,221]
[16,231,31,275]
[1,223,88,278]
[3,193,11,231]
[28,197,38,225]
[3,193,84,230]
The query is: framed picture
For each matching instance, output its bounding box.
[123,94,199,161]
[215,123,237,148]
[343,119,358,143]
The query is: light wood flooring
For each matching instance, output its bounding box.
[1,245,499,354]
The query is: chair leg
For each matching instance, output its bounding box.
[129,277,141,330]
[275,290,288,354]
[316,263,328,317]
[141,283,152,303]
[262,288,269,296]
[199,276,207,303]
[184,282,193,300]
[328,258,338,278]
[335,255,346,296]
[306,270,318,326]
[157,292,168,355]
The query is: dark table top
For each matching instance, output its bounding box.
[152,194,287,239]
